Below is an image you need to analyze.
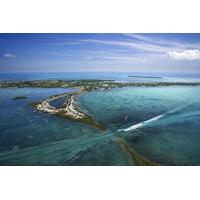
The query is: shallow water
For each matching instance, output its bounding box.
[1,86,200,165]
[1,72,200,83]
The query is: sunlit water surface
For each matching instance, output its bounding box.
[1,86,200,165]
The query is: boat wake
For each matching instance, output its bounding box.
[119,103,193,132]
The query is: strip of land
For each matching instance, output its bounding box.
[1,79,200,90]
[116,137,158,166]
[128,75,162,79]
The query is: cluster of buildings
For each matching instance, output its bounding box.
[35,92,85,119]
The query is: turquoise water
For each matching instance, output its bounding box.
[1,86,200,165]
[1,72,200,82]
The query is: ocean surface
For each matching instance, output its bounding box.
[1,71,200,82]
[1,72,200,165]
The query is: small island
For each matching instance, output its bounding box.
[12,96,27,100]
[128,75,163,79]
[30,91,106,131]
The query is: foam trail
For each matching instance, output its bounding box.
[121,103,192,132]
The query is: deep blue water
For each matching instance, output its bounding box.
[50,97,67,109]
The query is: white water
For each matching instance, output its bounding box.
[120,103,192,132]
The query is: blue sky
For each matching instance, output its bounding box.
[0,33,200,72]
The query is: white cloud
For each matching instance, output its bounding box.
[4,53,16,58]
[123,34,200,50]
[168,49,200,60]
[47,41,83,46]
[84,56,93,60]
[80,39,171,53]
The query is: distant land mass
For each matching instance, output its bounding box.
[128,75,162,79]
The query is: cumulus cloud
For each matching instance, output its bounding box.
[4,53,16,58]
[168,49,200,60]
